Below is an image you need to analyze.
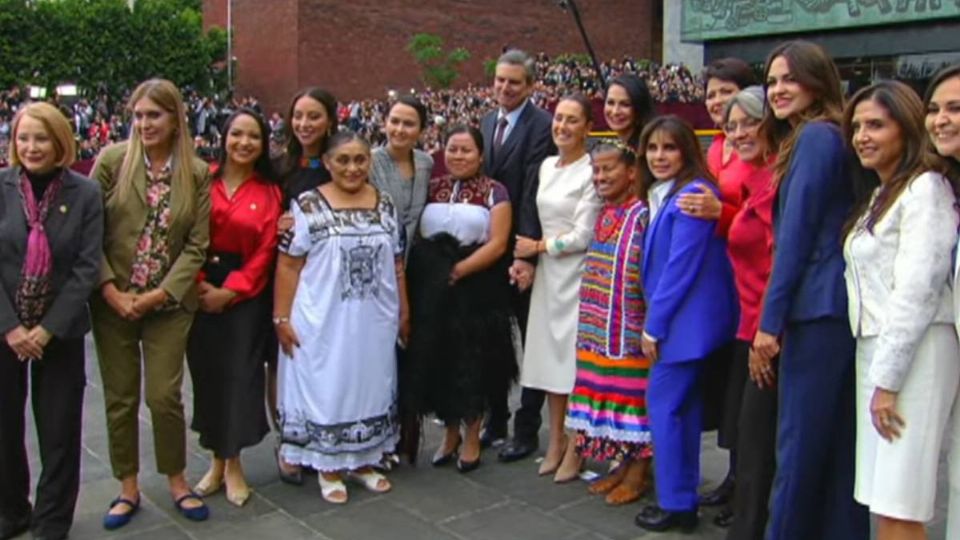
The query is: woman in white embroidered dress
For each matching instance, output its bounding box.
[842,80,959,540]
[273,131,409,504]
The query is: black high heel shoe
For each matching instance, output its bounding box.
[432,441,460,467]
[456,456,481,473]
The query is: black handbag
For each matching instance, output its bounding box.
[202,251,243,288]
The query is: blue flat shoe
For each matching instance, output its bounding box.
[173,492,209,522]
[102,495,140,530]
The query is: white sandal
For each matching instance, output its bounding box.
[348,469,392,494]
[318,474,348,504]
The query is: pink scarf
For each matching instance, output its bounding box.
[15,169,63,328]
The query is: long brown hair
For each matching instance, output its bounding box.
[638,115,716,201]
[924,63,960,180]
[842,81,952,238]
[760,41,844,186]
[112,79,197,221]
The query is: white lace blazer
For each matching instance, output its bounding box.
[843,171,959,391]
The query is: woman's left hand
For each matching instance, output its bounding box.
[514,235,539,258]
[677,184,722,220]
[26,326,52,352]
[870,388,905,442]
[398,311,411,348]
[199,287,236,314]
[449,262,467,285]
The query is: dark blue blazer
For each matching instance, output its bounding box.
[642,180,738,363]
[481,101,556,240]
[759,122,852,336]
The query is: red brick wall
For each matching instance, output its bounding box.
[210,0,658,116]
[203,0,227,30]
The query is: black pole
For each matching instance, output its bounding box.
[559,0,607,92]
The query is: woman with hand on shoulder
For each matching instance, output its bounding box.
[603,74,655,149]
[512,94,601,480]
[633,116,738,533]
[0,103,102,540]
[717,87,780,540]
[187,109,282,507]
[91,79,211,529]
[405,125,515,473]
[753,41,868,540]
[924,63,960,540]
[273,131,405,504]
[843,80,959,540]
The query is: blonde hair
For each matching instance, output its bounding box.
[9,102,76,169]
[115,79,196,220]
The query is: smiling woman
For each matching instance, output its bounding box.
[0,102,102,540]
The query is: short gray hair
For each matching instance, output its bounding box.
[723,85,765,123]
[497,49,536,84]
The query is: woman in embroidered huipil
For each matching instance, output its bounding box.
[404,125,516,473]
[91,79,211,529]
[273,131,407,504]
[187,109,282,507]
[563,140,652,506]
[0,103,102,540]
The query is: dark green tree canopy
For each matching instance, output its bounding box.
[0,0,227,96]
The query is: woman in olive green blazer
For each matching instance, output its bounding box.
[90,79,211,529]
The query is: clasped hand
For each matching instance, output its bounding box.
[102,283,166,321]
[5,324,51,361]
[508,260,534,292]
[197,281,236,314]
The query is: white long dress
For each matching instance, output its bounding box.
[277,189,402,472]
[520,154,602,394]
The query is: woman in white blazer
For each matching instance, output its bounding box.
[842,80,960,539]
[925,63,960,540]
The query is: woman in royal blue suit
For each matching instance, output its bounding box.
[633,115,738,533]
[752,41,869,540]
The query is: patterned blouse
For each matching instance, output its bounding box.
[129,155,173,295]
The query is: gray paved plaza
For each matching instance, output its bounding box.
[13,338,953,539]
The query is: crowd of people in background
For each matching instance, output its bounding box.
[0,53,704,169]
[5,40,960,540]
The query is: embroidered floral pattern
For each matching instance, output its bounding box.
[575,430,652,462]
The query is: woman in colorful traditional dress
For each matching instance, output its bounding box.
[187,109,282,507]
[273,131,407,504]
[563,139,652,505]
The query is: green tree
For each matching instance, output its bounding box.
[407,33,470,89]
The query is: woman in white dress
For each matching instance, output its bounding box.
[513,94,602,478]
[273,131,409,504]
[842,80,959,540]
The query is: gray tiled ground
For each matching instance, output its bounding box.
[13,337,952,539]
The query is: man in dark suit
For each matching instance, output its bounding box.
[479,49,556,462]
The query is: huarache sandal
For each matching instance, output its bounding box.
[319,473,348,504]
[173,492,210,521]
[102,494,140,530]
[348,468,392,493]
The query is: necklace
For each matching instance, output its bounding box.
[595,196,638,243]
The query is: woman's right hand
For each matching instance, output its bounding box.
[748,347,776,389]
[102,283,137,320]
[5,325,43,360]
[277,212,294,236]
[276,321,300,357]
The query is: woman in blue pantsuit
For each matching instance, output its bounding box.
[752,40,869,540]
[633,116,738,533]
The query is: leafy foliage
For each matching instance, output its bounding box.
[406,33,470,89]
[0,0,227,96]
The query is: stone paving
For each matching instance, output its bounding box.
[13,337,952,539]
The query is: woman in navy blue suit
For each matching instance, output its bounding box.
[752,40,869,540]
[633,115,738,533]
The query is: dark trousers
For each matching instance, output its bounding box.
[0,338,85,538]
[764,319,868,540]
[648,359,703,511]
[726,341,778,540]
[488,287,545,442]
